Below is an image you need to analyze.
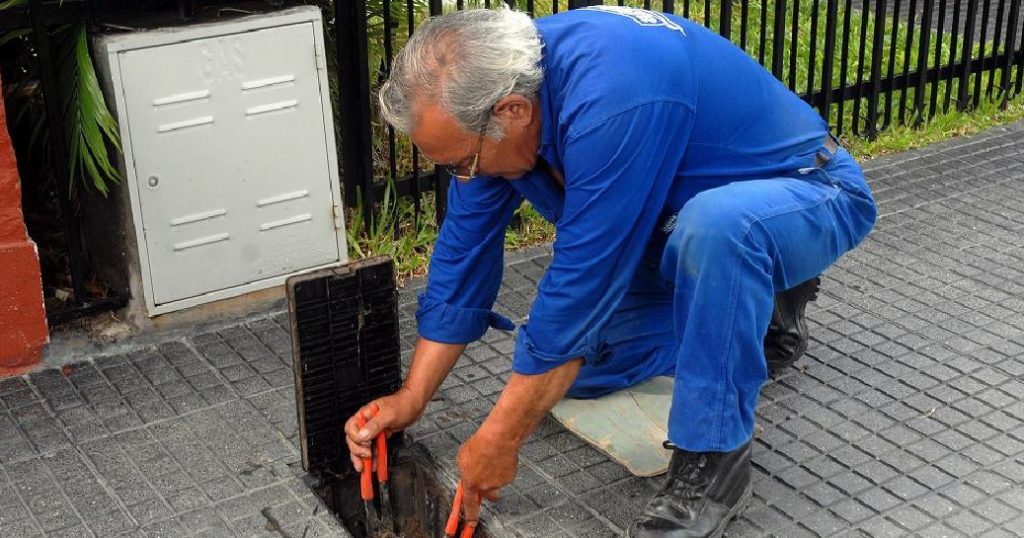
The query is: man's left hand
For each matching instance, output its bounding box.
[457,427,519,524]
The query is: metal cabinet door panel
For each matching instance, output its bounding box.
[117,22,341,304]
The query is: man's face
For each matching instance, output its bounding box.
[410,95,542,180]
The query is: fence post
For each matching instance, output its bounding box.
[427,0,448,227]
[914,0,934,126]
[337,0,375,231]
[770,0,787,80]
[958,0,979,111]
[1002,0,1021,106]
[717,0,731,38]
[819,0,838,124]
[866,0,887,139]
[27,0,87,308]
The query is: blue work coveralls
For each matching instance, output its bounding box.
[415,7,878,452]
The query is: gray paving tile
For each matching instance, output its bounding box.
[8,122,1024,537]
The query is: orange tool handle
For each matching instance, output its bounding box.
[445,483,464,536]
[355,413,374,501]
[370,404,388,483]
[376,432,388,482]
[460,524,476,538]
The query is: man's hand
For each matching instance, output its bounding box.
[454,358,584,524]
[457,427,519,525]
[344,387,424,471]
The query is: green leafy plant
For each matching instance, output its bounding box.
[347,180,440,280]
[59,24,121,195]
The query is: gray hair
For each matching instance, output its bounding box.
[378,7,544,138]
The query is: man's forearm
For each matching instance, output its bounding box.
[477,359,583,448]
[403,337,467,408]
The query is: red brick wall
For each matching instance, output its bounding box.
[0,74,48,375]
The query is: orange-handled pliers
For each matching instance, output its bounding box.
[355,404,395,534]
[445,482,477,538]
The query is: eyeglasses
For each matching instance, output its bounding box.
[444,126,486,181]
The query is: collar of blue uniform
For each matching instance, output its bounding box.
[539,85,554,147]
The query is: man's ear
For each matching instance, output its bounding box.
[492,94,534,128]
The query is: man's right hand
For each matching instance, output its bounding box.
[344,386,425,471]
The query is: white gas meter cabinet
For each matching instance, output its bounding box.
[93,6,346,316]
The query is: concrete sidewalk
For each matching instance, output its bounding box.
[2,121,1024,538]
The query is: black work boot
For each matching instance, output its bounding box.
[628,441,752,538]
[764,276,821,373]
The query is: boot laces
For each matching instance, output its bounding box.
[659,444,713,500]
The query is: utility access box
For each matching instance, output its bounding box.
[92,6,346,316]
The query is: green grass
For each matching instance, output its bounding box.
[349,1,1024,281]
[843,94,1024,158]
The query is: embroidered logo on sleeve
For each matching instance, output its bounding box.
[581,6,687,36]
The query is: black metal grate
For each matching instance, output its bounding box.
[287,257,402,476]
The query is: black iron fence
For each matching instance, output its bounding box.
[338,0,1024,227]
[3,0,1022,322]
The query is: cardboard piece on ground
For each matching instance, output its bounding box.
[550,376,674,477]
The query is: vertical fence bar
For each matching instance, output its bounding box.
[989,0,1008,97]
[684,0,690,21]
[381,0,404,227]
[758,0,768,65]
[973,0,993,107]
[664,0,676,15]
[719,0,732,39]
[883,0,900,129]
[1017,12,1024,94]
[427,0,446,225]
[337,0,375,231]
[807,0,820,98]
[1003,0,1022,105]
[644,0,652,10]
[957,0,979,111]
[929,0,948,118]
[820,0,838,124]
[865,0,886,138]
[740,0,749,50]
[407,0,424,224]
[915,0,934,124]
[704,0,711,29]
[943,0,963,112]
[787,0,799,90]
[527,0,533,14]
[771,0,787,79]
[27,0,87,306]
[852,0,871,136]
[179,0,195,19]
[837,0,854,134]
[898,0,918,124]
[85,0,100,31]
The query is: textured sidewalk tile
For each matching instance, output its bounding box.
[4,122,1024,537]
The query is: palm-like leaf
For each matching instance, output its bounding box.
[1,0,121,196]
[57,24,121,196]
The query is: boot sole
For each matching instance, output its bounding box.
[709,481,753,538]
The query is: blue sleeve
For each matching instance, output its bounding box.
[513,101,696,374]
[416,175,522,344]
